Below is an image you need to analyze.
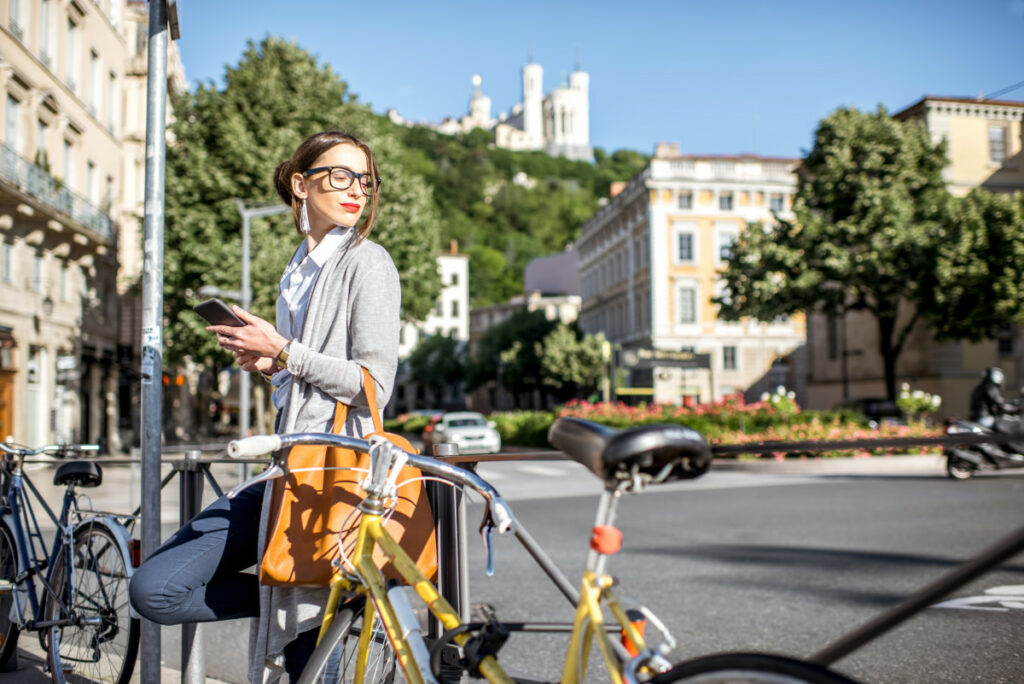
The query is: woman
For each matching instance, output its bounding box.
[129,131,401,682]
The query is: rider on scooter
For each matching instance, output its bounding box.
[969,367,1018,429]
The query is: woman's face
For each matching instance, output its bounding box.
[292,142,371,232]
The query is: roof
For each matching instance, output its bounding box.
[893,95,1024,119]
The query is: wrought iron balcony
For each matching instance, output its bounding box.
[0,141,112,241]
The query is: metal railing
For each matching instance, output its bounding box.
[0,142,113,240]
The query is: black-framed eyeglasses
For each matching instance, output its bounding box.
[303,165,381,195]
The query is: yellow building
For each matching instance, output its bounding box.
[804,95,1024,415]
[577,143,806,404]
[0,0,182,446]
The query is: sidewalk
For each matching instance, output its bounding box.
[711,452,947,475]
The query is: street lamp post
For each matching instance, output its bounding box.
[201,201,289,447]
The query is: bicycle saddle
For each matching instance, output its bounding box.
[548,417,712,486]
[54,460,103,488]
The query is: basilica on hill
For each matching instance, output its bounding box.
[388,58,593,162]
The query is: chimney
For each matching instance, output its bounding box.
[449,239,458,255]
[609,182,627,198]
[654,141,681,159]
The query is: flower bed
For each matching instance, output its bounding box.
[388,394,943,458]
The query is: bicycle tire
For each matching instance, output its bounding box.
[45,522,140,684]
[298,601,398,684]
[0,522,20,667]
[651,652,860,684]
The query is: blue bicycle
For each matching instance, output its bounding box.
[0,440,139,684]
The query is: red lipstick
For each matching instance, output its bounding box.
[341,203,361,212]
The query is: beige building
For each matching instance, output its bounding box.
[577,143,807,404]
[805,95,1024,416]
[0,0,182,447]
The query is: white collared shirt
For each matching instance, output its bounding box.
[271,227,352,411]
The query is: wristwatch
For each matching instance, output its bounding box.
[276,340,293,371]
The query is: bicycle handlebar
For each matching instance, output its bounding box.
[227,433,515,534]
[0,443,100,457]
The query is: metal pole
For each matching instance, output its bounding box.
[179,451,206,684]
[238,211,251,481]
[428,442,464,684]
[139,1,168,681]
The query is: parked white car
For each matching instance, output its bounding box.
[430,411,502,455]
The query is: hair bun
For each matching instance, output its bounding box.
[273,161,294,205]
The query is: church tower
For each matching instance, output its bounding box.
[468,74,491,128]
[522,57,544,148]
[568,67,590,153]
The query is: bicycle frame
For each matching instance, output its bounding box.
[1,463,79,629]
[314,456,657,684]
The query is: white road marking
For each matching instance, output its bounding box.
[517,464,572,477]
[933,585,1024,612]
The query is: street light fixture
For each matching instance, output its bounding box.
[231,200,290,445]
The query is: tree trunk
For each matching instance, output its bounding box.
[877,315,898,400]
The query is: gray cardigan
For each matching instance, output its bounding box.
[250,232,401,682]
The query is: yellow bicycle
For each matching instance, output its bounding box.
[228,417,858,684]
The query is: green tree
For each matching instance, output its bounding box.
[716,106,950,399]
[407,334,465,406]
[466,309,557,405]
[163,37,441,365]
[536,324,606,402]
[929,189,1024,340]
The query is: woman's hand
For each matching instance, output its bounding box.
[234,351,275,375]
[208,306,288,359]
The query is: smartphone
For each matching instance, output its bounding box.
[194,298,246,327]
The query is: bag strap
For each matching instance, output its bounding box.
[331,400,348,435]
[361,366,384,433]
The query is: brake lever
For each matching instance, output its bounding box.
[481,523,495,577]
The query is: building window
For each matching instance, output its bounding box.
[435,300,443,317]
[715,224,736,262]
[6,95,21,150]
[63,138,73,187]
[989,125,1008,165]
[719,192,733,211]
[39,0,53,64]
[769,193,785,212]
[65,19,79,92]
[1,238,12,283]
[451,300,459,317]
[36,119,49,166]
[89,50,101,114]
[107,71,117,129]
[450,272,459,286]
[678,191,692,210]
[59,262,68,300]
[723,346,737,371]
[997,324,1014,356]
[32,252,43,293]
[677,233,693,262]
[9,0,25,39]
[677,286,697,324]
[86,160,96,204]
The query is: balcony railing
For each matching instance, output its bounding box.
[0,141,112,241]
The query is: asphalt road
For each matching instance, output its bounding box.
[10,459,1023,683]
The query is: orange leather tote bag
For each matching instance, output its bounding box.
[259,368,438,587]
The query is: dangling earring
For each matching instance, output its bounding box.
[299,199,310,235]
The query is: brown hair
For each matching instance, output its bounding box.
[273,131,381,240]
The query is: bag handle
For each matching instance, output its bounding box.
[361,366,384,433]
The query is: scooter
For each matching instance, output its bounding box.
[944,412,1024,480]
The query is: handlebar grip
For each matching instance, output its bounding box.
[227,435,282,458]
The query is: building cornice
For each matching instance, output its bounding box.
[894,95,1024,121]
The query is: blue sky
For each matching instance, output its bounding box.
[175,0,1024,158]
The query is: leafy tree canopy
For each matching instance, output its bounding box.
[930,189,1024,341]
[163,37,441,364]
[716,105,950,399]
[536,323,607,401]
[465,309,557,396]
[407,334,465,402]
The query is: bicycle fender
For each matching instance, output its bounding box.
[73,516,140,619]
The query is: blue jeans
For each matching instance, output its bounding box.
[128,481,319,680]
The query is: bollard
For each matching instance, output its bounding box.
[428,442,467,684]
[178,451,206,684]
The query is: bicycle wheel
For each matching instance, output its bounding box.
[45,522,140,684]
[298,600,398,684]
[652,653,860,684]
[0,522,20,667]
